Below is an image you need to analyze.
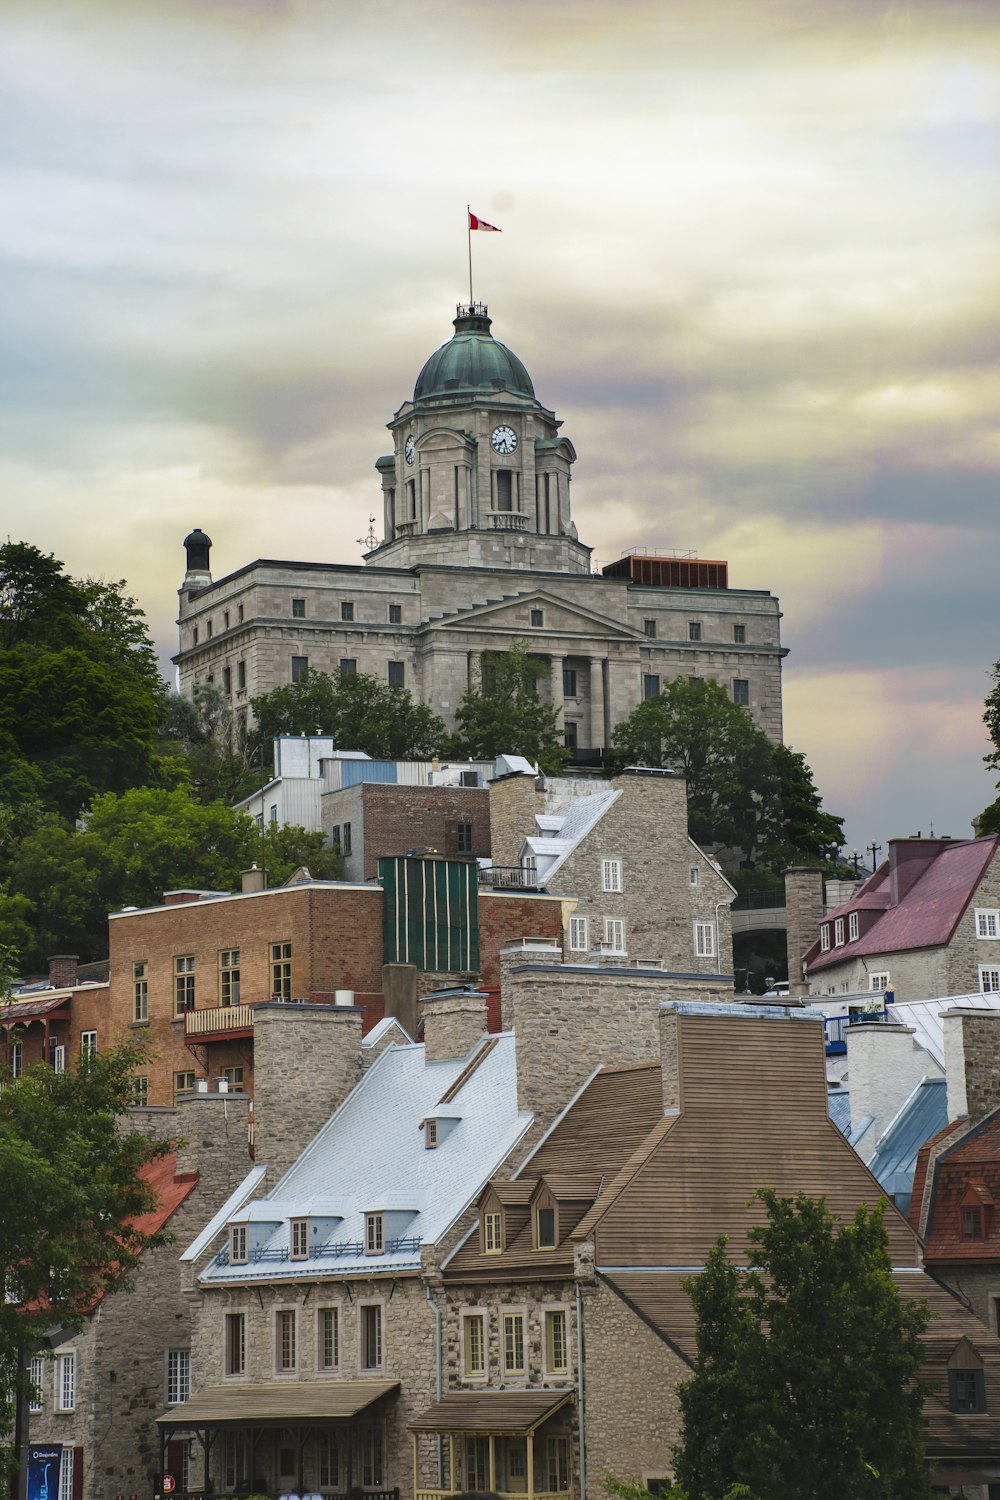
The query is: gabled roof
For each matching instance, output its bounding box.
[866,1076,949,1201]
[525,785,621,887]
[806,837,1000,972]
[200,1035,531,1284]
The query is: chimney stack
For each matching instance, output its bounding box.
[422,989,488,1062]
[47,954,79,990]
[942,1008,1000,1124]
[242,865,267,894]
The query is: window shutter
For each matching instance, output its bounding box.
[72,1448,84,1500]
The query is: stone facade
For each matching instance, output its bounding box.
[422,991,488,1062]
[251,1004,364,1181]
[784,865,825,994]
[942,1009,1000,1125]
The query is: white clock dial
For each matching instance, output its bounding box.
[491,424,518,455]
[404,435,415,464]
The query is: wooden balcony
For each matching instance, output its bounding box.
[184,1004,254,1041]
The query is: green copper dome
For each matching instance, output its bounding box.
[413,306,535,403]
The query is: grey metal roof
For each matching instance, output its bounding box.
[199,1035,531,1285]
[827,1088,851,1136]
[890,994,1000,1068]
[868,1076,949,1200]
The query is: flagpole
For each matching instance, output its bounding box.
[467,204,473,305]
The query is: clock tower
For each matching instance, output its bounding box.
[368,305,590,575]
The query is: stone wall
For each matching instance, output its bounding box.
[943,1009,1000,1124]
[807,945,950,1002]
[423,991,488,1061]
[944,848,1000,996]
[784,866,824,993]
[489,773,544,870]
[251,1004,363,1180]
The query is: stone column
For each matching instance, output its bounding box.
[423,990,488,1060]
[589,657,606,750]
[549,655,565,729]
[784,866,825,995]
[468,649,483,691]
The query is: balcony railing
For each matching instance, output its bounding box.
[479,866,541,890]
[824,1007,890,1055]
[488,512,529,531]
[212,1236,421,1269]
[184,1005,254,1038]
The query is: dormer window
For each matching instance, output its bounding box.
[290,1219,309,1260]
[365,1213,384,1256]
[230,1224,248,1265]
[483,1211,503,1255]
[962,1207,983,1240]
[820,925,831,952]
[848,912,859,941]
[834,918,845,946]
[536,1207,556,1249]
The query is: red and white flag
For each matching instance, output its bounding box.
[469,212,501,232]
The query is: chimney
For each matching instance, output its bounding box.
[242,865,267,894]
[888,837,947,907]
[252,1003,363,1180]
[499,941,563,1031]
[175,1090,252,1204]
[422,989,488,1062]
[942,1008,1000,1125]
[382,963,419,1040]
[660,1003,680,1115]
[47,954,79,990]
[784,867,824,994]
[487,771,543,869]
[844,1020,938,1162]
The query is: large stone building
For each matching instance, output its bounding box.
[174,304,786,753]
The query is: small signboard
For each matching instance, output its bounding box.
[162,1478,176,1494]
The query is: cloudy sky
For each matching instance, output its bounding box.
[4,0,999,854]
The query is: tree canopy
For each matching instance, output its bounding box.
[0,1041,173,1487]
[978,658,1000,834]
[673,1191,930,1500]
[447,641,569,774]
[248,667,445,768]
[610,678,843,868]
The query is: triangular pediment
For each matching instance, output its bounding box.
[420,588,647,643]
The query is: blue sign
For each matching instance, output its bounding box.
[27,1446,62,1500]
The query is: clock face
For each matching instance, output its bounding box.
[404,435,415,464]
[491,424,518,455]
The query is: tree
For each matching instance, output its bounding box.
[447,642,569,774]
[0,1042,172,1489]
[766,743,846,865]
[978,658,1000,832]
[249,668,445,768]
[673,1191,930,1500]
[0,544,167,821]
[159,684,256,805]
[7,789,342,970]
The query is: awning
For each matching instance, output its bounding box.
[157,1380,399,1429]
[1,996,71,1025]
[409,1390,573,1436]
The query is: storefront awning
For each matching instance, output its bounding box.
[157,1379,399,1429]
[409,1389,573,1436]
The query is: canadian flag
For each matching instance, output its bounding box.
[469,212,501,232]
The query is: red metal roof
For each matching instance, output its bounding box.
[0,995,72,1024]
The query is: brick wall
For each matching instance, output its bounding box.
[359,783,490,880]
[478,890,566,988]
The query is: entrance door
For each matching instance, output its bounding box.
[465,1437,489,1491]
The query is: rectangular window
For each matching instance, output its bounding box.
[464,1313,486,1377]
[341,601,355,622]
[950,1369,986,1413]
[603,918,626,954]
[51,1044,65,1073]
[976,909,1000,939]
[389,603,402,624]
[339,657,357,674]
[222,665,232,694]
[222,1066,244,1091]
[732,678,749,706]
[80,1031,97,1057]
[230,1225,248,1265]
[292,598,306,618]
[536,1206,556,1248]
[318,1307,339,1371]
[849,911,860,941]
[387,660,405,687]
[530,607,544,628]
[291,1219,309,1260]
[365,1213,384,1255]
[643,673,660,700]
[643,618,656,637]
[167,1349,190,1405]
[219,949,240,1007]
[342,822,352,856]
[29,1355,44,1413]
[271,941,292,1000]
[980,967,1000,994]
[466,1438,489,1491]
[10,1040,22,1078]
[507,1443,528,1492]
[223,610,230,631]
[237,660,246,691]
[207,619,213,639]
[133,1076,149,1106]
[694,922,715,958]
[269,804,277,824]
[454,821,473,855]
[568,916,589,952]
[291,655,308,682]
[425,1118,438,1149]
[689,865,700,887]
[688,621,702,641]
[562,667,577,698]
[361,1427,384,1489]
[318,1434,340,1489]
[276,1309,296,1372]
[820,925,831,952]
[733,623,746,643]
[545,1310,568,1374]
[192,626,198,646]
[503,1312,526,1374]
[963,1207,983,1239]
[58,1448,73,1500]
[57,1352,75,1411]
[834,917,846,945]
[133,962,148,1022]
[174,1071,196,1098]
[174,955,195,1017]
[870,972,890,991]
[224,1434,249,1491]
[484,1211,503,1253]
[225,1312,246,1375]
[238,604,244,623]
[601,858,623,893]
[546,1437,570,1492]
[360,1304,383,1370]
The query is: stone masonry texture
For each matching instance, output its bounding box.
[251,1005,363,1181]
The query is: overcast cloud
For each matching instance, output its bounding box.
[3,0,999,853]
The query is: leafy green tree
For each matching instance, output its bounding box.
[0,1042,172,1490]
[674,1191,930,1500]
[978,659,1000,833]
[447,642,569,774]
[249,667,445,768]
[7,790,341,970]
[766,743,846,865]
[159,684,255,804]
[0,544,167,821]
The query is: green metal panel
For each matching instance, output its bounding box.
[380,857,480,974]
